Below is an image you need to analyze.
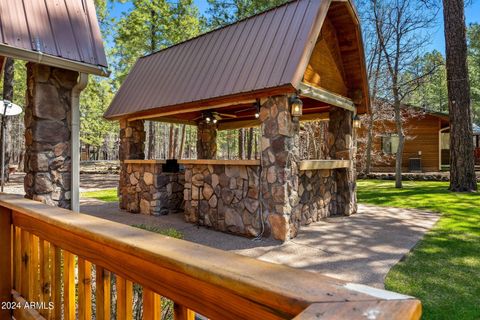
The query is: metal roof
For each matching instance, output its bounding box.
[0,0,108,76]
[105,0,367,120]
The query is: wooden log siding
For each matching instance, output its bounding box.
[0,194,421,319]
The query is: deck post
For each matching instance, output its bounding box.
[259,95,300,241]
[24,63,79,209]
[328,106,357,215]
[0,206,12,319]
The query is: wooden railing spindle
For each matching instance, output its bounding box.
[0,206,12,320]
[14,226,21,293]
[20,229,30,301]
[143,288,161,320]
[29,234,39,304]
[78,258,92,320]
[63,251,75,320]
[116,276,133,320]
[50,245,62,320]
[95,266,111,320]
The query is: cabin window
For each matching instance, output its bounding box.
[381,134,399,154]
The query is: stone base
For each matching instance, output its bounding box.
[119,162,184,215]
[183,164,264,238]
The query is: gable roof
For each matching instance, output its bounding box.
[0,0,108,76]
[105,0,368,120]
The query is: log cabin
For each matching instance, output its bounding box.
[357,106,480,173]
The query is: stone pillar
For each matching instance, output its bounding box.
[328,107,357,215]
[196,121,217,159]
[24,63,78,208]
[259,96,300,241]
[119,119,145,161]
[118,119,145,210]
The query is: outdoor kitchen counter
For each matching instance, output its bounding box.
[123,159,260,166]
[299,160,351,170]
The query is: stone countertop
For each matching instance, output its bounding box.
[179,159,260,166]
[299,160,351,170]
[124,159,260,166]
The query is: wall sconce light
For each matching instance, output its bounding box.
[254,100,260,119]
[353,114,361,128]
[290,96,303,117]
[213,118,218,124]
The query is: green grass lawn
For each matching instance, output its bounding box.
[357,180,480,320]
[81,188,118,202]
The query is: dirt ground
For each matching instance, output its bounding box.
[3,172,119,195]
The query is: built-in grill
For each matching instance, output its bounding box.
[162,159,180,173]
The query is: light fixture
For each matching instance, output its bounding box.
[254,99,260,118]
[353,114,361,128]
[290,96,303,117]
[205,115,211,123]
[213,118,218,124]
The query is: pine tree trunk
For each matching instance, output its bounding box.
[247,127,253,159]
[238,129,244,159]
[2,58,14,181]
[147,122,155,159]
[179,125,186,159]
[365,112,374,174]
[443,0,477,191]
[394,98,404,189]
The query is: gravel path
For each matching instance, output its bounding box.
[81,199,439,288]
[3,172,119,195]
[3,171,440,288]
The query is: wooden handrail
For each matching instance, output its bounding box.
[0,194,421,319]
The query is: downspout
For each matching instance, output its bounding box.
[71,73,88,212]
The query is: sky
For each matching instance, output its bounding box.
[109,0,480,54]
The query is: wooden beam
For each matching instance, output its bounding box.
[127,99,256,122]
[217,119,260,131]
[300,112,329,122]
[146,117,197,126]
[298,82,356,112]
[299,160,351,170]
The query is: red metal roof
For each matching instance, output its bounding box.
[0,0,107,75]
[105,0,367,120]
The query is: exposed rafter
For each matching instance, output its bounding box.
[298,82,356,112]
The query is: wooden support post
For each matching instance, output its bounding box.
[0,206,12,320]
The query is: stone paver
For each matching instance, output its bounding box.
[80,200,439,288]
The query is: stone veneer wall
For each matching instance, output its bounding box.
[24,63,78,208]
[119,162,184,215]
[183,164,263,237]
[259,96,300,241]
[328,107,357,215]
[197,122,217,159]
[296,170,336,226]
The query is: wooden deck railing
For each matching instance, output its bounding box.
[0,194,422,320]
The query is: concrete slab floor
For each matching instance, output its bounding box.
[80,199,439,288]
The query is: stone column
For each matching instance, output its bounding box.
[196,121,217,159]
[24,63,78,208]
[119,119,145,161]
[328,107,357,215]
[118,119,145,210]
[259,96,300,241]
